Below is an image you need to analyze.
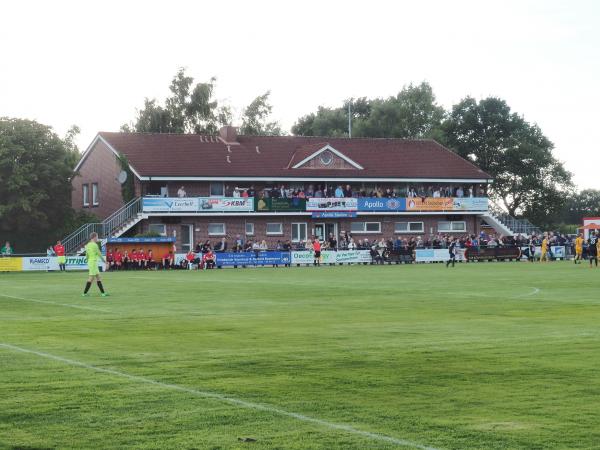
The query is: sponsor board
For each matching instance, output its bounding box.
[21,256,105,271]
[312,212,357,218]
[358,198,406,212]
[291,250,372,264]
[215,251,291,266]
[143,197,199,212]
[306,198,358,212]
[406,197,454,211]
[0,257,23,272]
[107,237,176,244]
[199,197,254,212]
[452,197,488,211]
[415,248,465,262]
[520,246,566,259]
[256,197,305,212]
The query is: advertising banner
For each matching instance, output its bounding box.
[256,197,306,212]
[22,257,58,271]
[519,246,566,260]
[291,250,372,264]
[107,237,176,244]
[0,257,23,272]
[198,197,254,212]
[143,197,199,212]
[452,198,488,211]
[406,197,454,211]
[215,251,291,266]
[306,198,358,212]
[358,197,406,212]
[312,212,357,218]
[415,248,465,262]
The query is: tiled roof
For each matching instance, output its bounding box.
[97,132,491,180]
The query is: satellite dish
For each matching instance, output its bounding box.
[117,171,128,184]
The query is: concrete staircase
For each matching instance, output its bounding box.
[482,202,542,237]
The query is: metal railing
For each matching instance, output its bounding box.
[61,197,143,254]
[488,202,541,236]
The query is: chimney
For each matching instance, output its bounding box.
[219,125,238,144]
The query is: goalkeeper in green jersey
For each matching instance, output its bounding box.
[83,232,109,297]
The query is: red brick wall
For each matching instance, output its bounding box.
[134,214,481,252]
[72,140,124,220]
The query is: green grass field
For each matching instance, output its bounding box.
[1,262,600,450]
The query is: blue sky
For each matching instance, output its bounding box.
[1,0,598,188]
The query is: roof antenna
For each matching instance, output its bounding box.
[226,155,231,163]
[348,100,352,138]
[256,145,260,154]
[227,145,231,153]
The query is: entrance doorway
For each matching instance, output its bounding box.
[314,223,338,243]
[180,224,193,253]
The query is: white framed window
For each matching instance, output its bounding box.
[266,223,283,235]
[350,222,381,233]
[92,183,99,206]
[148,224,167,236]
[82,184,89,207]
[292,223,307,242]
[245,223,254,236]
[210,182,225,197]
[438,221,466,232]
[208,223,226,236]
[394,222,424,233]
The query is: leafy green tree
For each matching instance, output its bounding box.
[557,189,600,224]
[240,91,282,136]
[0,118,90,252]
[441,97,573,223]
[122,68,231,134]
[292,82,444,139]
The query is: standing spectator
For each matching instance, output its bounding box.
[214,237,228,252]
[335,185,344,197]
[456,186,464,198]
[313,237,321,266]
[177,186,187,198]
[344,184,353,197]
[327,233,337,250]
[1,241,13,256]
[233,235,244,252]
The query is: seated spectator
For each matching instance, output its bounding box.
[201,240,211,253]
[177,186,187,198]
[244,240,253,252]
[185,250,196,270]
[202,250,216,269]
[259,240,268,250]
[146,249,154,270]
[161,251,172,270]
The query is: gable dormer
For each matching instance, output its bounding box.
[290,144,364,170]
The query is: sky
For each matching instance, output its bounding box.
[1,0,599,189]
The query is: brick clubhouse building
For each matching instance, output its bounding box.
[70,126,492,253]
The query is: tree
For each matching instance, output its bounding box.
[292,82,445,139]
[0,118,92,252]
[557,189,600,224]
[240,91,282,136]
[441,97,573,223]
[122,68,231,134]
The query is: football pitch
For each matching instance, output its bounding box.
[1,262,600,449]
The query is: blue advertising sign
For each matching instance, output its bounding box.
[312,212,357,218]
[107,237,176,243]
[215,251,291,266]
[357,197,406,212]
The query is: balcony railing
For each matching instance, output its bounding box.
[141,196,489,214]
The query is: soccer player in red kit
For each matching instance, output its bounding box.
[130,249,138,270]
[146,249,154,270]
[114,248,123,270]
[138,249,146,269]
[53,240,66,272]
[106,249,114,271]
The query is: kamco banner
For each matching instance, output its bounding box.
[406,197,454,211]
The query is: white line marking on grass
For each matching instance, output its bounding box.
[0,342,438,450]
[0,294,111,313]
[512,287,541,299]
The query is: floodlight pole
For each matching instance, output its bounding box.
[348,101,352,138]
